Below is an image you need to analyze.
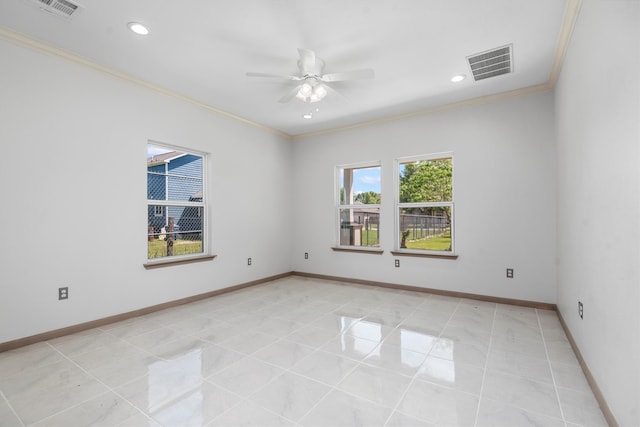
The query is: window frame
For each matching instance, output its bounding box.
[393,152,456,257]
[145,141,212,267]
[334,161,383,253]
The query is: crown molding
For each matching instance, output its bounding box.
[292,0,582,141]
[549,0,583,87]
[0,26,292,140]
[1,0,582,143]
[292,83,552,140]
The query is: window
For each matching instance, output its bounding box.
[336,162,381,249]
[147,143,206,260]
[395,153,454,254]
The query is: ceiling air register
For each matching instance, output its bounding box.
[27,0,82,18]
[467,45,513,81]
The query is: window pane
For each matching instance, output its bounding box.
[399,207,451,251]
[340,166,381,205]
[339,207,380,247]
[399,158,452,203]
[147,144,205,260]
[147,205,203,259]
[147,149,203,202]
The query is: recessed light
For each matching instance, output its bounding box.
[302,113,313,119]
[451,74,466,83]
[128,22,149,35]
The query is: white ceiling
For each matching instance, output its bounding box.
[0,0,574,137]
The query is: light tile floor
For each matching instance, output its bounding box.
[0,276,608,427]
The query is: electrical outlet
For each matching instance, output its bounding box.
[506,268,514,278]
[58,287,68,300]
[247,257,252,266]
[304,252,308,259]
[578,301,583,319]
[395,259,400,268]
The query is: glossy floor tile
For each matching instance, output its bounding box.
[0,276,605,426]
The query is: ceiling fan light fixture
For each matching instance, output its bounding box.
[313,84,327,100]
[297,81,327,103]
[300,83,313,95]
[296,82,314,101]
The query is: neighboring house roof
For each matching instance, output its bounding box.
[147,151,185,166]
[353,201,379,214]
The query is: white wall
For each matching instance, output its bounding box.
[3,9,637,423]
[292,92,557,303]
[554,0,640,425]
[0,39,293,343]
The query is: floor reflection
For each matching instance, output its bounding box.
[343,316,458,382]
[350,319,382,342]
[148,349,203,413]
[421,356,456,383]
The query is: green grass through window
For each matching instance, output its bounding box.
[361,229,379,246]
[405,231,452,251]
[148,239,202,259]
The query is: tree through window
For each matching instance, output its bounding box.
[396,154,454,253]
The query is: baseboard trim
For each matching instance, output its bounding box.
[0,272,293,353]
[556,310,618,427]
[292,271,557,310]
[298,272,618,426]
[1,271,616,427]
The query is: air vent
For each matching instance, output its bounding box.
[467,45,513,81]
[27,0,82,18]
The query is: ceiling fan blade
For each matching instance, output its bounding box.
[322,83,348,102]
[246,72,302,81]
[297,48,317,72]
[321,68,375,82]
[278,85,302,103]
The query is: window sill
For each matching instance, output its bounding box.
[390,250,458,259]
[331,247,384,255]
[143,254,217,269]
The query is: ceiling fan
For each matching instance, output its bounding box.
[246,48,374,103]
